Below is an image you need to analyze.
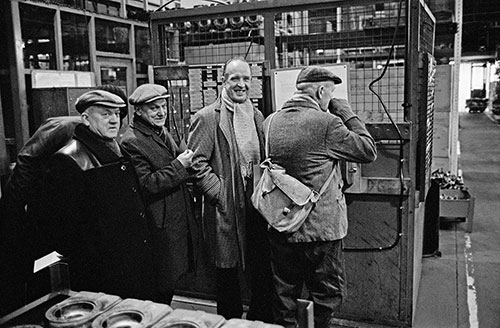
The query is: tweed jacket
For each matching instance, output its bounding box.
[265,96,377,243]
[119,116,200,289]
[188,98,266,268]
[39,124,155,300]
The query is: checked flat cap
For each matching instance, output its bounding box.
[129,84,170,106]
[296,66,342,85]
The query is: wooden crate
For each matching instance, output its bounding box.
[439,189,475,232]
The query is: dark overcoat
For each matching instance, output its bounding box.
[39,124,155,300]
[120,116,200,292]
[187,98,266,268]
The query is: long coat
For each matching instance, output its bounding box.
[188,98,266,268]
[120,116,200,292]
[39,124,155,300]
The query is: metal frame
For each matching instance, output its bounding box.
[150,0,436,325]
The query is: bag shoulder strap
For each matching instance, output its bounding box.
[318,165,336,196]
[264,111,335,197]
[263,112,276,158]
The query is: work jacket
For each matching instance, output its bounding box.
[188,98,266,268]
[120,116,200,291]
[265,97,377,243]
[40,124,155,300]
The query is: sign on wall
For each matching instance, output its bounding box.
[32,71,95,89]
[271,63,350,112]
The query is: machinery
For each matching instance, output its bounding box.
[465,89,488,113]
[0,290,281,328]
[149,0,437,326]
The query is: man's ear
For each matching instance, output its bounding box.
[316,85,324,100]
[81,112,90,126]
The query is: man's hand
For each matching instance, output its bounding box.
[177,149,194,168]
[328,98,357,122]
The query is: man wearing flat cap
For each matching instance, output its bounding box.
[263,65,377,328]
[120,83,200,305]
[38,89,155,300]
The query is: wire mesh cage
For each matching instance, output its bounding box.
[151,0,437,200]
[153,1,415,123]
[150,1,437,325]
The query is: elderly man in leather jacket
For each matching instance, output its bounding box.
[38,90,155,300]
[0,85,128,314]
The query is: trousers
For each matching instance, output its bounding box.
[268,234,346,328]
[215,202,274,322]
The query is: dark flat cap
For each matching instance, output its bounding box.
[129,84,170,106]
[296,66,342,85]
[75,90,126,114]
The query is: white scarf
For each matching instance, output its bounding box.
[222,89,260,185]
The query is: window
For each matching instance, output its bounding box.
[20,3,56,70]
[43,0,85,10]
[95,19,130,54]
[61,12,90,71]
[135,27,152,74]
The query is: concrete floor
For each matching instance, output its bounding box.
[413,111,500,328]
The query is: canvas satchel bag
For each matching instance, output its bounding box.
[251,113,335,233]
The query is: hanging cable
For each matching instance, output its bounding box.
[344,0,405,252]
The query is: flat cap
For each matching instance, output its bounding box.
[129,84,170,106]
[75,90,126,114]
[296,66,342,85]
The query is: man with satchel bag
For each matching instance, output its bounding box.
[264,66,377,328]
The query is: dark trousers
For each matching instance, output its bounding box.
[216,267,243,319]
[269,235,346,328]
[215,206,274,323]
[245,207,274,322]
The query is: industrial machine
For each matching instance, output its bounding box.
[465,89,488,113]
[0,290,282,328]
[149,0,436,326]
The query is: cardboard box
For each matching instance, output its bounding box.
[440,189,475,232]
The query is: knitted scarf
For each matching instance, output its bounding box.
[221,89,260,185]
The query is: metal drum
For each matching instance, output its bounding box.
[152,309,225,328]
[91,299,172,328]
[45,292,122,328]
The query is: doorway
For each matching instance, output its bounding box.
[97,57,134,128]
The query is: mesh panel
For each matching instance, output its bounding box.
[188,62,265,113]
[162,16,265,65]
[156,1,409,123]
